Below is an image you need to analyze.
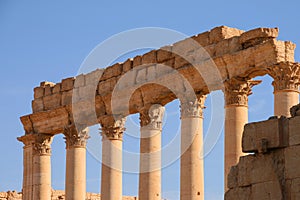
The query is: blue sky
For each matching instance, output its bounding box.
[0,1,300,199]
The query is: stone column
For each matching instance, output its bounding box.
[18,134,34,200]
[64,126,89,200]
[138,104,165,200]
[180,94,206,200]
[100,117,126,200]
[223,78,260,191]
[267,62,300,117]
[31,134,53,200]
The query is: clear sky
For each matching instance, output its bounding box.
[1,1,300,199]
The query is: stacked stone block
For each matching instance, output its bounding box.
[225,104,300,200]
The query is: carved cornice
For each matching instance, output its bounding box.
[224,78,261,106]
[139,104,165,130]
[267,62,300,92]
[63,125,90,149]
[180,94,207,118]
[100,118,126,141]
[18,133,53,155]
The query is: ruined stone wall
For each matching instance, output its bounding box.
[20,26,295,135]
[225,105,300,200]
[0,190,137,200]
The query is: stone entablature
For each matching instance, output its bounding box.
[20,26,296,135]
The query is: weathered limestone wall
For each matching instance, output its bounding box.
[225,104,300,200]
[0,190,137,200]
[20,26,295,135]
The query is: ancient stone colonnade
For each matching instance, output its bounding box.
[18,26,300,200]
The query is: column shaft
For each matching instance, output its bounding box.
[32,153,52,200]
[180,96,206,200]
[267,62,300,117]
[22,145,33,200]
[31,134,53,200]
[139,104,164,200]
[65,148,86,200]
[64,126,89,200]
[224,106,247,190]
[100,118,125,200]
[274,91,299,117]
[101,139,122,200]
[223,78,260,191]
[180,117,203,200]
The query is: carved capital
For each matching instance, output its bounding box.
[180,94,206,118]
[267,62,300,92]
[63,125,89,149]
[139,104,165,130]
[100,117,126,140]
[224,78,261,106]
[18,133,53,155]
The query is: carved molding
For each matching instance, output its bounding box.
[139,104,165,130]
[100,118,126,140]
[267,62,300,92]
[180,94,207,118]
[224,78,261,106]
[18,133,53,156]
[63,125,90,149]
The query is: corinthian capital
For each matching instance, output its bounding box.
[139,104,165,130]
[100,117,126,140]
[18,134,53,155]
[267,62,300,92]
[63,125,89,149]
[180,94,207,118]
[20,133,53,156]
[224,77,261,106]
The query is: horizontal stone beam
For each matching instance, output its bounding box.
[21,26,296,134]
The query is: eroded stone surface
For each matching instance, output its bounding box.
[19,26,297,135]
[226,114,300,200]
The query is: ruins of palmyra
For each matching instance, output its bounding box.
[17,26,299,200]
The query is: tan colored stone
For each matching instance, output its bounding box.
[74,74,85,88]
[43,93,61,110]
[252,181,283,200]
[227,165,238,189]
[61,77,74,91]
[209,26,244,44]
[52,83,61,94]
[192,31,210,47]
[132,55,142,68]
[44,85,52,96]
[156,46,173,62]
[122,58,133,72]
[225,186,251,200]
[142,50,156,64]
[242,117,289,153]
[101,63,122,81]
[285,145,300,179]
[34,87,44,99]
[30,107,69,134]
[239,27,279,45]
[85,69,104,85]
[20,115,33,134]
[61,90,73,106]
[32,98,44,113]
[289,116,300,146]
[237,155,255,187]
